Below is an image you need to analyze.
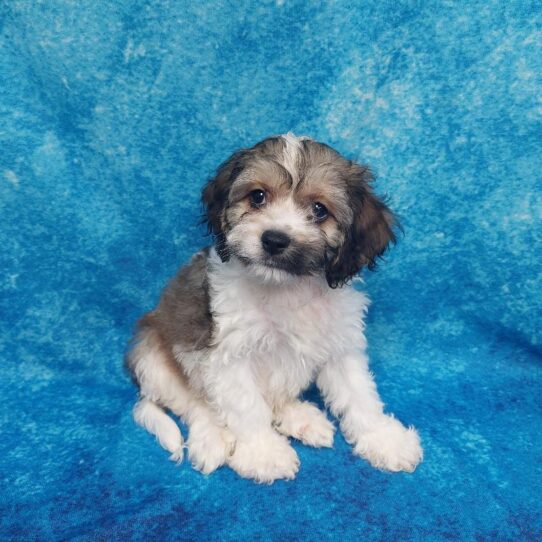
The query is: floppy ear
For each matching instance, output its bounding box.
[325,164,398,288]
[201,150,247,260]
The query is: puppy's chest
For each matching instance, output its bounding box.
[212,284,365,364]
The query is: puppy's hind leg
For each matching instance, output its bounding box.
[133,398,184,462]
[184,400,236,475]
[127,324,191,462]
[128,322,234,473]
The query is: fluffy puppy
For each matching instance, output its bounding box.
[126,133,422,483]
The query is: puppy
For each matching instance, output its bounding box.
[126,133,422,482]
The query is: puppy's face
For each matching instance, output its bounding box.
[203,135,397,287]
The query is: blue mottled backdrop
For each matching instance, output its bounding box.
[1,1,541,540]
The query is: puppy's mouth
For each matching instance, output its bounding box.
[261,256,303,274]
[237,250,321,277]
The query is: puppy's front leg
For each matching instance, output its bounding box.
[208,357,299,483]
[317,350,423,472]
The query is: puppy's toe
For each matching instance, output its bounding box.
[275,401,335,448]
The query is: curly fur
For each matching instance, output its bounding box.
[127,133,422,483]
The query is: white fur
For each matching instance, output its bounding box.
[317,352,422,471]
[228,431,300,483]
[274,401,335,447]
[133,398,184,462]
[131,247,422,482]
[130,132,422,480]
[281,132,307,182]
[129,326,235,472]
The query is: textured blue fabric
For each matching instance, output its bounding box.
[1,1,541,540]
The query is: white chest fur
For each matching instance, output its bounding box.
[207,253,369,402]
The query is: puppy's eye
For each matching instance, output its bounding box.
[312,202,328,222]
[249,189,266,207]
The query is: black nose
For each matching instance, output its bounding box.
[261,229,291,255]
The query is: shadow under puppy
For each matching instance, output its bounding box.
[126,133,422,483]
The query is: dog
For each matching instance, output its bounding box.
[126,133,422,483]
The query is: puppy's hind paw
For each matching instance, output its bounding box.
[275,401,335,448]
[187,424,236,475]
[169,445,185,464]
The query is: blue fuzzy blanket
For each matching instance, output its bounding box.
[1,1,541,540]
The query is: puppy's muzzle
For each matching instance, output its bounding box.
[261,230,291,256]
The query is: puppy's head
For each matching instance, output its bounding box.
[202,134,397,287]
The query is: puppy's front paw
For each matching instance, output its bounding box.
[227,432,300,483]
[354,416,423,473]
[275,401,335,448]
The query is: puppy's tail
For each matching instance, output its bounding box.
[133,398,184,462]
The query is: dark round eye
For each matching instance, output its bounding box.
[249,189,266,207]
[313,202,328,221]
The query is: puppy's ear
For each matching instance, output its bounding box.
[326,163,398,288]
[202,150,247,260]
